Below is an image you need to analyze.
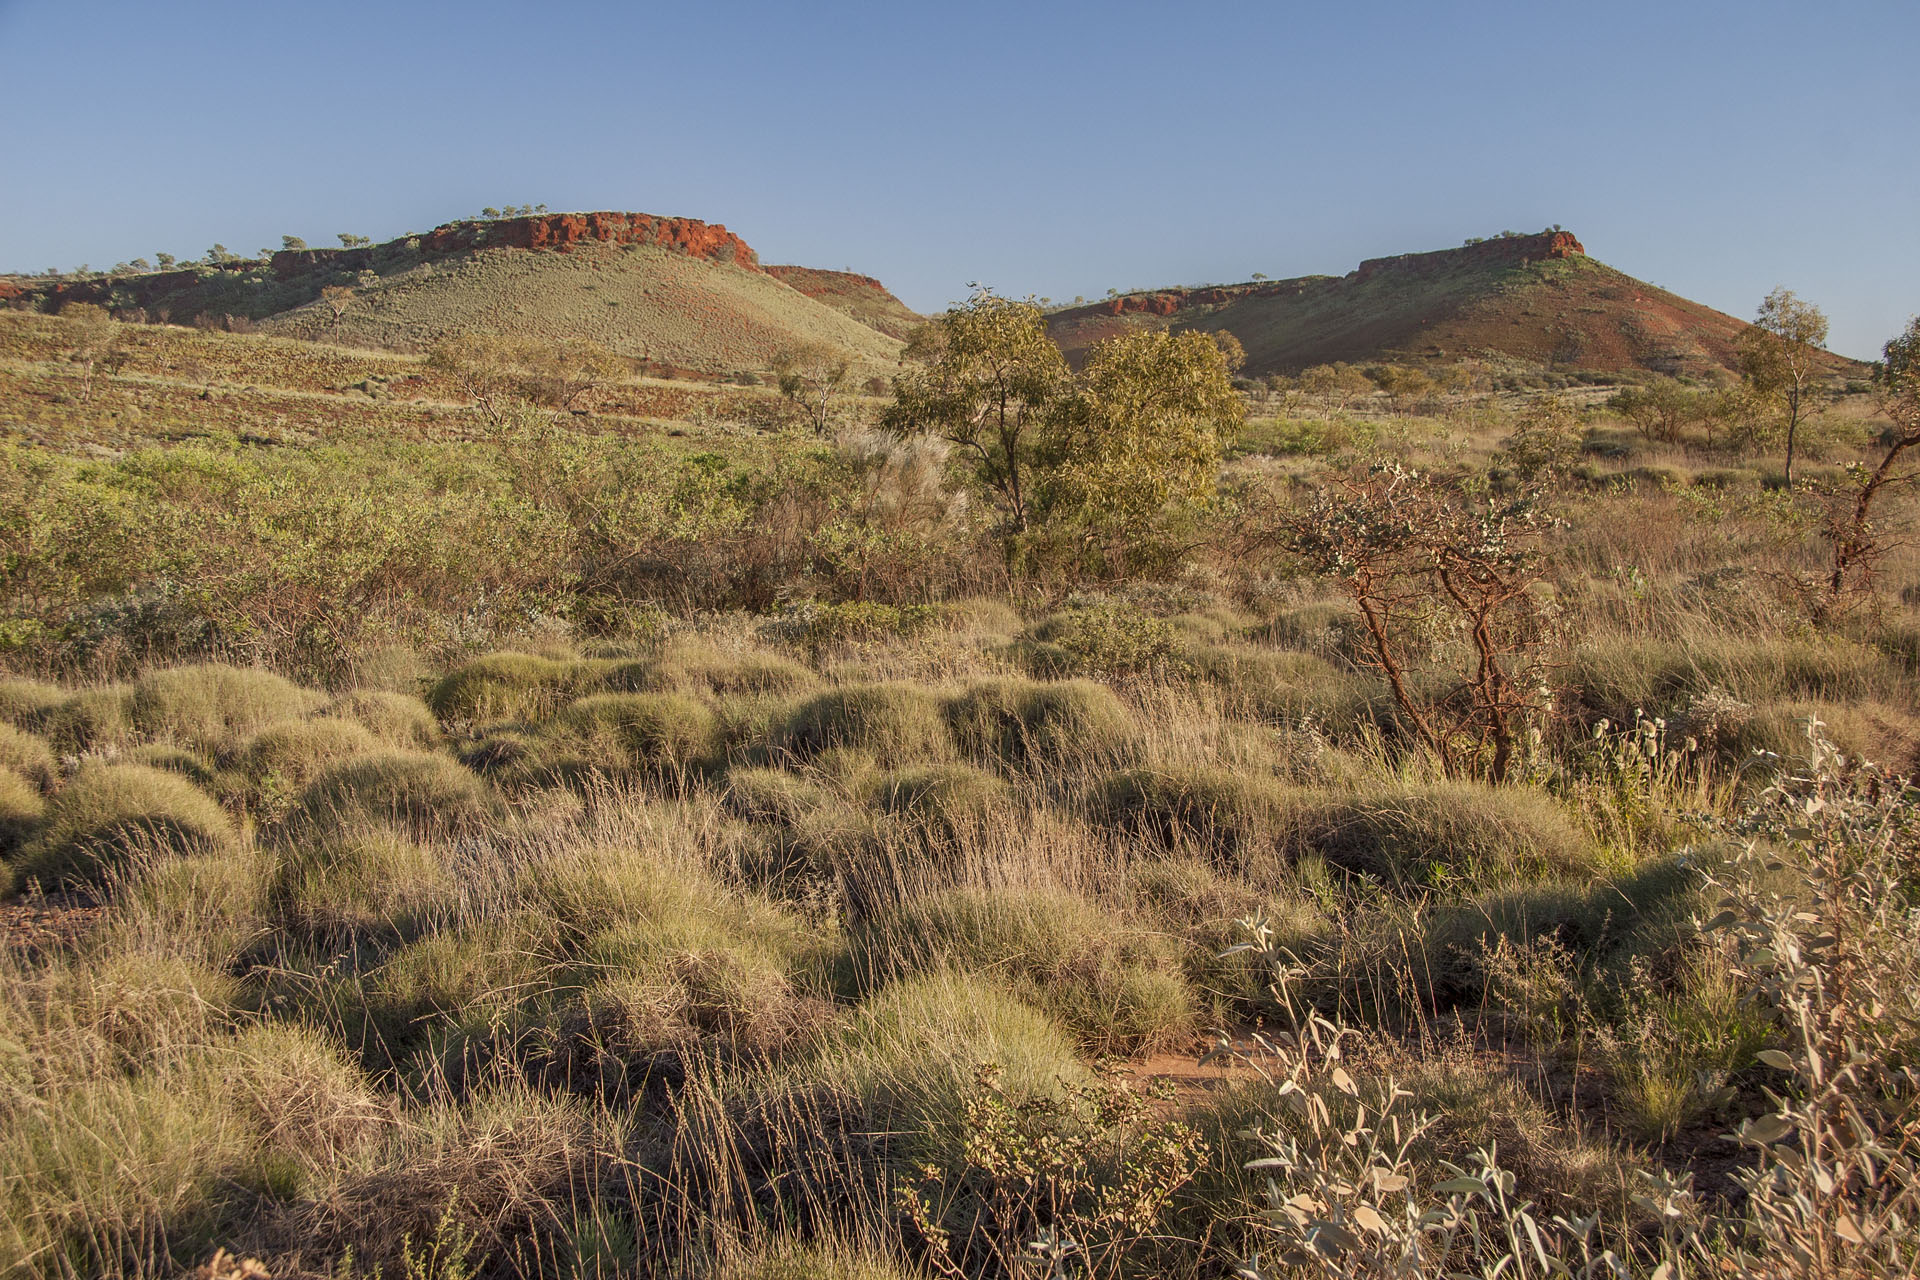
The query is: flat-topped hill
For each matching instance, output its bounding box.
[1048,230,1861,379]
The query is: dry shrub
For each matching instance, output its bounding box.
[324,689,441,749]
[853,883,1194,1054]
[15,763,237,890]
[773,683,953,762]
[286,751,498,840]
[944,676,1136,770]
[128,664,322,753]
[0,722,58,791]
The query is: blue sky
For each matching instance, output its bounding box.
[2,0,1913,358]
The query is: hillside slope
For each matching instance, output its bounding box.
[1048,231,1858,380]
[763,265,925,341]
[5,212,904,377]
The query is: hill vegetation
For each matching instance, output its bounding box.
[1,233,1917,1279]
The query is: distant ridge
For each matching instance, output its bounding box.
[1047,230,1860,379]
[1,213,907,375]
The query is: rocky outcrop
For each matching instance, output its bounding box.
[420,212,759,267]
[1353,230,1584,283]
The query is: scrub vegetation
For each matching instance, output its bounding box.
[1,280,1917,1279]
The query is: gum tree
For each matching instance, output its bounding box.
[1738,287,1829,489]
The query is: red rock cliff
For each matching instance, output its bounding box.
[419,212,760,267]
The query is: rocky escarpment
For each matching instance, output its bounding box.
[2,212,768,317]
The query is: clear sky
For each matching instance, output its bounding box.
[2,0,1913,359]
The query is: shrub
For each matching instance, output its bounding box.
[773,684,952,762]
[287,751,498,839]
[14,763,237,890]
[945,677,1136,769]
[325,689,441,749]
[127,663,322,752]
[1013,603,1189,680]
[423,652,609,725]
[853,884,1194,1053]
[0,722,57,791]
[0,764,45,860]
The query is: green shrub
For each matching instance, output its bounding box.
[287,751,498,839]
[423,652,609,725]
[773,684,952,762]
[0,722,57,792]
[0,677,66,731]
[325,689,441,748]
[0,764,45,861]
[15,763,237,890]
[128,663,322,752]
[945,677,1136,769]
[1013,603,1189,680]
[853,884,1193,1053]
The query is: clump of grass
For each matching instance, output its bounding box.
[325,689,442,749]
[724,766,828,825]
[1291,781,1597,888]
[423,652,609,725]
[868,763,1013,830]
[124,743,221,790]
[853,884,1194,1053]
[773,683,953,762]
[802,971,1090,1169]
[128,663,323,753]
[1126,856,1330,1012]
[716,1237,920,1280]
[544,692,720,775]
[1187,643,1346,720]
[0,765,46,862]
[271,826,458,944]
[1568,633,1903,726]
[239,717,381,813]
[0,722,57,791]
[614,638,820,697]
[14,763,238,890]
[0,677,67,731]
[1099,766,1295,864]
[287,751,498,840]
[40,685,135,755]
[945,677,1137,769]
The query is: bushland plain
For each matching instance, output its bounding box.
[1,217,1916,1280]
